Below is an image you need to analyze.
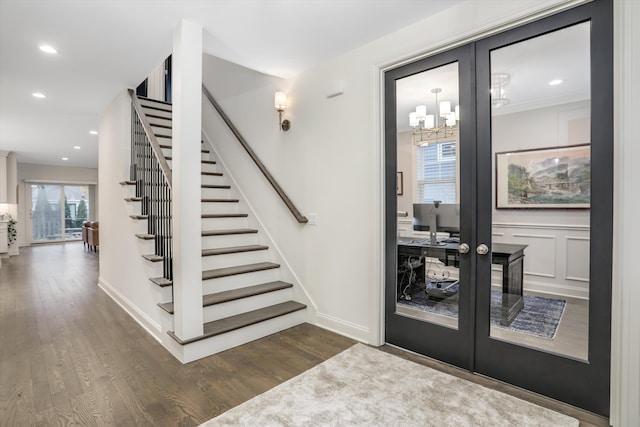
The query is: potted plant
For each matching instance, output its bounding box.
[0,213,17,253]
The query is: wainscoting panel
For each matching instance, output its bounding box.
[493,223,590,299]
[565,236,590,282]
[511,233,557,278]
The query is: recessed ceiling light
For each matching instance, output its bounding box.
[39,45,57,54]
[61,157,69,161]
[32,92,46,98]
[549,79,563,86]
[89,130,98,135]
[73,146,81,150]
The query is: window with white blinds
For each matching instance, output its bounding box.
[416,141,457,204]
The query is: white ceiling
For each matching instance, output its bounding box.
[0,0,464,168]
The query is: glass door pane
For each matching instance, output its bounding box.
[31,184,90,243]
[488,22,590,360]
[31,184,63,243]
[395,62,461,330]
[64,185,90,241]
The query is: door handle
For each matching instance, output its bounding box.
[458,243,470,254]
[476,244,489,255]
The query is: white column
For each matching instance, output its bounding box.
[172,19,204,340]
[611,1,640,426]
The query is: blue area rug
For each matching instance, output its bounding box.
[398,284,566,339]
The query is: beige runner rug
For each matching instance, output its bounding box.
[200,343,578,426]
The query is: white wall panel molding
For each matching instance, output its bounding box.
[565,236,590,282]
[493,222,589,231]
[512,233,557,278]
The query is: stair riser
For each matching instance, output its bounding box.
[177,309,307,363]
[164,152,211,162]
[142,259,164,282]
[201,249,269,271]
[201,202,242,215]
[202,268,280,294]
[202,288,293,323]
[148,116,172,127]
[123,184,136,198]
[130,218,149,235]
[150,125,171,136]
[125,200,142,216]
[140,98,172,109]
[156,136,172,146]
[201,187,231,199]
[135,237,156,255]
[201,175,227,186]
[200,232,259,248]
[144,111,172,122]
[201,216,248,230]
[154,284,174,306]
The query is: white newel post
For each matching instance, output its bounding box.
[172,19,204,340]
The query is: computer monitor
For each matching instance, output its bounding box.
[413,202,460,245]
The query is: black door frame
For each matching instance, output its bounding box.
[384,0,613,416]
[474,0,613,416]
[384,43,476,370]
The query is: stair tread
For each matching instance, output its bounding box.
[202,172,223,176]
[201,213,248,218]
[202,244,269,256]
[124,197,142,202]
[203,262,280,280]
[167,301,306,345]
[146,114,172,121]
[142,104,172,113]
[119,180,135,186]
[150,123,172,130]
[135,233,155,240]
[154,133,172,139]
[143,254,163,262]
[202,229,258,237]
[130,214,148,220]
[158,144,209,154]
[165,156,215,165]
[150,277,172,287]
[158,281,293,314]
[201,184,231,189]
[201,198,239,203]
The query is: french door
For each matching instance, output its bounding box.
[31,184,90,243]
[385,0,612,416]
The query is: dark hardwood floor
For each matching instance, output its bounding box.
[0,243,355,426]
[0,243,609,426]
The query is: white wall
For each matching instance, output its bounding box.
[97,89,164,341]
[16,162,98,246]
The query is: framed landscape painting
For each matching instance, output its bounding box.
[495,144,590,209]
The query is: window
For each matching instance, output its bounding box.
[416,141,457,204]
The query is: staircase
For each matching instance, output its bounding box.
[122,95,306,362]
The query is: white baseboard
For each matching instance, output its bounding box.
[316,312,370,343]
[98,276,163,343]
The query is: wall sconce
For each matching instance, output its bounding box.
[274,91,291,131]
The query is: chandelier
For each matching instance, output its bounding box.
[409,88,459,146]
[491,73,511,108]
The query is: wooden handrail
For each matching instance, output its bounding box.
[202,85,308,224]
[128,89,173,190]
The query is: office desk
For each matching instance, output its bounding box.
[397,238,527,325]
